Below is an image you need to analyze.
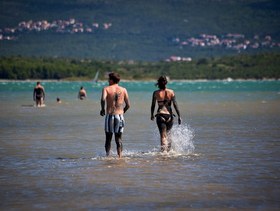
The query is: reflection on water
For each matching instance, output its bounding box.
[0,81,280,209]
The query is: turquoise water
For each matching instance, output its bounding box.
[0,80,280,209]
[1,80,279,92]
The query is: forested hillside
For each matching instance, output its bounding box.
[0,0,279,61]
[1,53,279,80]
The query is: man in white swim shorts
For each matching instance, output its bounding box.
[100,72,130,158]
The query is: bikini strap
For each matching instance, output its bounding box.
[164,90,173,114]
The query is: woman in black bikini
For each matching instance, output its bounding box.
[151,76,182,152]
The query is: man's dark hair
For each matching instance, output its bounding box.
[109,72,120,84]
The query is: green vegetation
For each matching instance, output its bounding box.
[0,0,279,60]
[1,53,279,80]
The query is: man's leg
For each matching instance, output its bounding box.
[40,97,44,106]
[115,133,123,158]
[35,97,38,106]
[105,132,113,156]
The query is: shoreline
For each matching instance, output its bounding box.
[0,78,279,83]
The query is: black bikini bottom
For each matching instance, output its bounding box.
[156,113,174,131]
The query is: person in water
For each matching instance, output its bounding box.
[78,86,87,100]
[151,76,182,152]
[56,97,62,103]
[100,72,130,158]
[33,81,45,107]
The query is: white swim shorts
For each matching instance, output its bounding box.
[104,114,125,133]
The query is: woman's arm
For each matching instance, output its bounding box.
[151,91,157,120]
[172,94,182,125]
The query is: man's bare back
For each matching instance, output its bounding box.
[101,84,129,115]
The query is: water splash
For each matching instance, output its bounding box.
[169,123,195,154]
[88,124,195,160]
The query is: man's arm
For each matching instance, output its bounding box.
[123,89,130,113]
[42,88,45,100]
[100,88,106,116]
[33,89,36,101]
[151,91,156,120]
[83,90,87,98]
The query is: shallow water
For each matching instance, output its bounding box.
[0,80,280,209]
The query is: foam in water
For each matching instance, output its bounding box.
[89,124,195,160]
[169,123,195,154]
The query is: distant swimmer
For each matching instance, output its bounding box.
[151,76,182,152]
[100,72,130,158]
[56,97,62,103]
[33,81,45,107]
[78,86,87,100]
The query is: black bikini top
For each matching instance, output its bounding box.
[157,90,172,114]
[157,90,171,104]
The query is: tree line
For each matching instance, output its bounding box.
[0,53,279,80]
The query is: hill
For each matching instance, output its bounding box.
[0,0,280,61]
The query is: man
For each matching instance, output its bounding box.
[33,81,45,107]
[78,86,87,100]
[100,72,130,158]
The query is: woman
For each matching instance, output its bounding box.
[151,76,182,152]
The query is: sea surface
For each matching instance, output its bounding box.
[0,80,280,210]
